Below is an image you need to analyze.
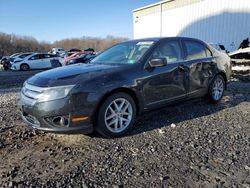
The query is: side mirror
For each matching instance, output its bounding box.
[148,58,167,68]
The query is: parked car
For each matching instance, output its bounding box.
[18,37,231,137]
[64,52,90,63]
[209,43,228,53]
[67,54,96,65]
[63,51,75,58]
[1,58,10,70]
[84,48,95,53]
[229,47,250,60]
[69,48,82,52]
[1,53,21,63]
[52,48,66,57]
[1,53,22,70]
[10,52,34,63]
[0,56,9,63]
[7,52,34,69]
[11,53,64,71]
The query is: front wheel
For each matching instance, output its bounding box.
[96,93,136,138]
[20,64,30,71]
[208,75,225,103]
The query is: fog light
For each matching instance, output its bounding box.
[46,115,69,127]
[53,116,69,126]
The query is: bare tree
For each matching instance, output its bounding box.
[0,32,129,56]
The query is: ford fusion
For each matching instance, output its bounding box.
[18,37,231,137]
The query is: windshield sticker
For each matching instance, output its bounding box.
[127,59,136,64]
[136,41,154,46]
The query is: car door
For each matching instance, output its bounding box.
[27,54,41,69]
[42,54,53,69]
[142,39,189,108]
[182,39,217,97]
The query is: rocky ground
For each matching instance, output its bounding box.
[0,70,249,187]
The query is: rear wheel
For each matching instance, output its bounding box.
[20,64,30,71]
[208,74,225,103]
[96,93,136,138]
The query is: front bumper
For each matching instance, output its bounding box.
[10,64,18,70]
[17,96,94,134]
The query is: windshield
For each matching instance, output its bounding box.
[91,41,154,64]
[19,53,32,59]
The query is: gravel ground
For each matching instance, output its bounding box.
[0,70,249,187]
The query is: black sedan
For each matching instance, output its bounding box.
[18,37,231,138]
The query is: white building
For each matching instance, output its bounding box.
[133,0,250,51]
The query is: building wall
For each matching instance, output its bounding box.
[133,0,250,51]
[134,4,162,38]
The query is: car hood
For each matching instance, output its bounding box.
[27,63,125,87]
[12,57,23,62]
[229,47,250,56]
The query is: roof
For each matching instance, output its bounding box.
[124,37,207,44]
[133,0,174,12]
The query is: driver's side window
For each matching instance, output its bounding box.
[29,54,40,60]
[151,40,182,64]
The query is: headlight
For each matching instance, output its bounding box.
[37,85,75,102]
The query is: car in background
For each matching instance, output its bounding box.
[1,58,10,70]
[84,48,95,53]
[62,52,73,58]
[18,37,231,137]
[11,53,64,71]
[1,53,22,70]
[52,48,66,57]
[69,48,82,52]
[67,54,96,65]
[9,53,24,62]
[64,52,88,63]
[229,47,250,60]
[11,53,34,63]
[209,43,228,53]
[64,50,96,63]
[1,53,21,63]
[1,56,8,63]
[6,52,34,69]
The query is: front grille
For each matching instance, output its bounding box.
[21,83,44,106]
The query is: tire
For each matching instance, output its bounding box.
[208,74,225,103]
[96,92,136,138]
[3,63,9,70]
[20,64,30,71]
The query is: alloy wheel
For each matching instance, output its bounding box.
[104,98,133,133]
[212,77,224,101]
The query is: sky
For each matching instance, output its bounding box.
[0,0,159,43]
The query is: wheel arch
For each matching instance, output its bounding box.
[20,63,30,71]
[92,87,142,123]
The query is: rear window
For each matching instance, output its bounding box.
[184,41,208,60]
